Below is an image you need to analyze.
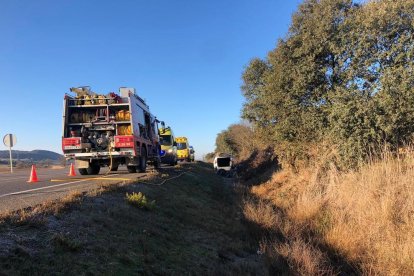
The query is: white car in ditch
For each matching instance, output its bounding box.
[213,154,233,176]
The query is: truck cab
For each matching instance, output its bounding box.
[175,137,190,162]
[159,126,178,166]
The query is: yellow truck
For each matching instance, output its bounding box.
[175,137,191,162]
[159,126,178,166]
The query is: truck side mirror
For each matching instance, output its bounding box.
[160,122,166,134]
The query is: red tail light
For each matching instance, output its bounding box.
[62,137,81,150]
[115,135,134,148]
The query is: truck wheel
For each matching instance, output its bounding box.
[109,164,119,171]
[79,168,88,175]
[154,157,161,169]
[138,148,147,173]
[87,163,100,175]
[127,166,137,173]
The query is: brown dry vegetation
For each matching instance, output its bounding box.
[242,150,414,275]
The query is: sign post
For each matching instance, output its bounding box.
[3,134,17,173]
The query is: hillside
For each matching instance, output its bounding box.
[0,150,62,162]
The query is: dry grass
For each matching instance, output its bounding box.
[0,174,161,225]
[244,150,414,275]
[0,163,263,275]
[243,199,281,230]
[323,153,414,275]
[276,239,333,275]
[0,190,84,227]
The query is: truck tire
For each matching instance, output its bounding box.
[109,164,119,171]
[154,157,161,169]
[78,168,88,175]
[138,148,147,173]
[87,163,100,175]
[127,166,137,173]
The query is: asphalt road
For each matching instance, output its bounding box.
[0,166,147,213]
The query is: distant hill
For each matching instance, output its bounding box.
[0,150,62,162]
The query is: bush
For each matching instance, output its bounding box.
[125,192,155,210]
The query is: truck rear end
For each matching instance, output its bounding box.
[62,87,161,174]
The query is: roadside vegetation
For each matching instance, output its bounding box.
[241,0,414,169]
[125,192,156,210]
[0,163,264,275]
[210,0,414,274]
[236,150,414,274]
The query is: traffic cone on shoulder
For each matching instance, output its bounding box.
[27,165,39,183]
[68,163,76,177]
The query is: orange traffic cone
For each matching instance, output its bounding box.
[27,165,39,183]
[68,163,76,177]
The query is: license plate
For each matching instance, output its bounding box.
[64,146,81,150]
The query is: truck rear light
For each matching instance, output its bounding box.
[62,137,81,150]
[115,135,134,148]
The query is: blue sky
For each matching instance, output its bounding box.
[0,0,301,159]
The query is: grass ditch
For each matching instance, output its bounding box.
[239,149,414,275]
[0,163,264,275]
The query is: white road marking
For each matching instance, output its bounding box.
[0,172,66,182]
[0,176,32,181]
[0,174,120,199]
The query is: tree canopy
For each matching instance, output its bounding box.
[241,0,414,168]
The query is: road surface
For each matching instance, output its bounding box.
[0,166,147,213]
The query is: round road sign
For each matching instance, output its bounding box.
[3,134,17,148]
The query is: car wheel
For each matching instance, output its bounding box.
[154,157,161,169]
[127,166,137,173]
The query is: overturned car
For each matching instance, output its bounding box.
[213,153,233,177]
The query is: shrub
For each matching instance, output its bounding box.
[125,192,155,210]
